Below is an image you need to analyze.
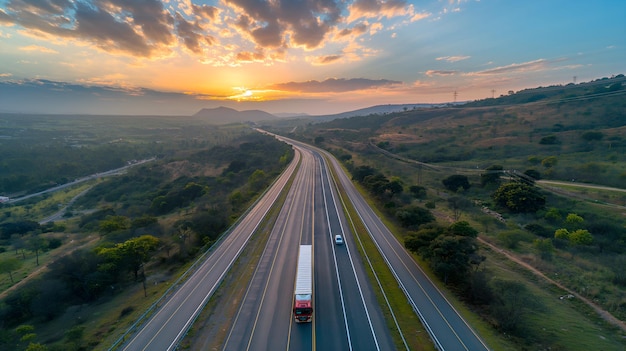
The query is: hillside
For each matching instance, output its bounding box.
[280,75,626,188]
[192,106,277,124]
[270,75,626,350]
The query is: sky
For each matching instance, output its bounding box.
[0,0,624,116]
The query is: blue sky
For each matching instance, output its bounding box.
[0,0,624,115]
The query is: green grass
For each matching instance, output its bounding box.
[480,244,626,350]
[324,154,626,350]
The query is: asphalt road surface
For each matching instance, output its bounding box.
[223,144,394,351]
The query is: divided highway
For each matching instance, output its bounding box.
[222,144,394,350]
[117,130,490,351]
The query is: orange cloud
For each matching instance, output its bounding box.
[19,45,58,54]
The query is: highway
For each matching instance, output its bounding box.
[223,144,394,350]
[322,146,491,351]
[118,130,490,351]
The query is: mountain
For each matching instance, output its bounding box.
[192,106,278,124]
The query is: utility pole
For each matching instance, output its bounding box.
[573,76,577,84]
[491,89,495,98]
[453,90,458,103]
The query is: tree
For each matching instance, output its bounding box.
[426,235,477,284]
[447,197,472,221]
[554,228,570,240]
[248,169,267,192]
[363,174,390,197]
[48,249,109,302]
[581,131,603,141]
[447,221,478,238]
[564,213,584,229]
[404,225,444,256]
[0,257,22,283]
[497,230,527,249]
[409,185,426,199]
[25,343,47,351]
[533,238,554,260]
[541,156,558,168]
[569,229,593,245]
[539,135,559,145]
[489,279,538,334]
[395,205,435,229]
[481,164,503,186]
[442,174,470,192]
[351,165,377,182]
[97,235,160,281]
[99,215,130,234]
[27,236,47,266]
[544,207,562,222]
[387,177,404,197]
[492,181,545,213]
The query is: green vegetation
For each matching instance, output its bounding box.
[1,75,624,350]
[0,114,293,350]
[275,75,626,350]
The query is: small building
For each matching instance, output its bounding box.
[0,196,9,203]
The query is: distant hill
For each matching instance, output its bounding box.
[298,103,456,123]
[192,106,278,124]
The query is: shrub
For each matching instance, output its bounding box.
[442,174,470,192]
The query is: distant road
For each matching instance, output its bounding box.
[538,179,626,193]
[7,158,155,204]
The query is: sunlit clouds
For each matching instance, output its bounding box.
[0,0,624,115]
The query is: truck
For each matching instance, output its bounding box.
[293,244,313,323]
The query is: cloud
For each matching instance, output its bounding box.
[227,0,343,50]
[436,55,470,62]
[1,0,413,64]
[312,54,343,65]
[235,50,267,63]
[270,77,402,93]
[466,59,559,76]
[0,73,13,77]
[425,70,459,76]
[409,11,430,22]
[3,0,175,57]
[348,0,412,22]
[192,3,219,21]
[0,8,12,24]
[336,23,369,39]
[18,45,58,54]
[175,12,215,54]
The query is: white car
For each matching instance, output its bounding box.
[334,235,344,245]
